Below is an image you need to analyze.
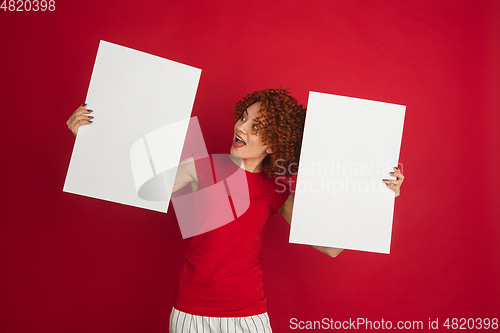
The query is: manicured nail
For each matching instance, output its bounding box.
[88,116,94,119]
[394,166,399,170]
[389,172,395,176]
[89,120,93,123]
[382,179,389,182]
[386,183,391,187]
[82,103,87,107]
[87,109,93,113]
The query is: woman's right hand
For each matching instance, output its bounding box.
[67,104,93,136]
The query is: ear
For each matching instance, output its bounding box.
[266,147,273,154]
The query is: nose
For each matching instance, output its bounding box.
[236,120,248,134]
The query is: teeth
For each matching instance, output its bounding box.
[236,134,246,143]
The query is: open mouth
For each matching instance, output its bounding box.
[234,133,246,147]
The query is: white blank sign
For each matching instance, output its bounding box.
[63,41,202,212]
[289,92,405,254]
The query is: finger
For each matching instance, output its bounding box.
[72,119,93,135]
[384,182,399,188]
[390,168,405,183]
[71,104,92,118]
[68,107,93,127]
[68,114,92,129]
[383,181,401,196]
[69,116,93,134]
[71,103,87,115]
[74,115,94,127]
[382,179,400,185]
[397,171,404,184]
[73,107,93,117]
[389,171,403,179]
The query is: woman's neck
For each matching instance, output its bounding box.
[229,155,263,173]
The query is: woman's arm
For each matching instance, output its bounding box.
[278,192,344,258]
[278,166,405,257]
[172,156,198,193]
[66,103,198,193]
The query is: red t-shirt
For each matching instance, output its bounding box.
[173,154,290,317]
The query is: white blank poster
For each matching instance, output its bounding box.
[289,92,405,254]
[63,41,202,212]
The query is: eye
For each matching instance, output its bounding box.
[240,115,246,121]
[252,124,258,131]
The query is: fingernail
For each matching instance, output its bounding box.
[389,172,395,176]
[382,179,389,182]
[386,183,391,187]
[394,166,399,170]
[89,120,93,123]
[82,103,87,107]
[88,109,93,113]
[88,116,94,119]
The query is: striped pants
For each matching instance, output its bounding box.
[169,307,273,333]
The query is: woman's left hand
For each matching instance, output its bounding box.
[383,166,405,197]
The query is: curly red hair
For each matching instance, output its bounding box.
[232,88,306,178]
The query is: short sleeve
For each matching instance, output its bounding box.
[274,176,292,212]
[192,153,214,190]
[171,153,212,198]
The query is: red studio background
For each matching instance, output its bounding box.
[1,1,499,332]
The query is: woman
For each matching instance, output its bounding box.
[67,88,404,332]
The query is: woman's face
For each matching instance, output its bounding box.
[230,102,273,171]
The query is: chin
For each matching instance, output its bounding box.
[230,146,239,157]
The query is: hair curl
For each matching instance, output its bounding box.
[232,88,306,178]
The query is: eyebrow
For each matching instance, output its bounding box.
[244,110,260,122]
